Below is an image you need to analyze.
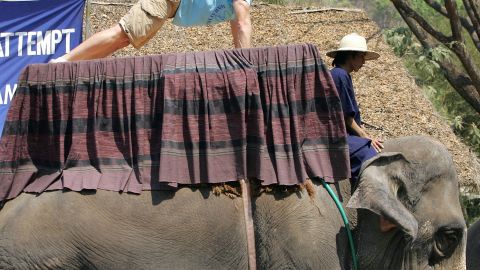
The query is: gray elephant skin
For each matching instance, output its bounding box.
[467,219,480,270]
[0,136,467,269]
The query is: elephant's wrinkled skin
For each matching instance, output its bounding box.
[467,219,480,270]
[0,136,467,269]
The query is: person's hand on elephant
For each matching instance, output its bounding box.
[344,116,384,152]
[369,137,384,153]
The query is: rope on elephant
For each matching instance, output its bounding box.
[240,179,257,270]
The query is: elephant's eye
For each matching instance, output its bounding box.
[429,227,463,266]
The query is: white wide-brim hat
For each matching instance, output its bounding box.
[326,33,380,61]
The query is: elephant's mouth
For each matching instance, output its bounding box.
[427,226,463,266]
[383,225,464,270]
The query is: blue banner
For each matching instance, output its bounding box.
[0,0,85,137]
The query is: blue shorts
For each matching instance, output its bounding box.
[173,0,252,27]
[348,135,377,182]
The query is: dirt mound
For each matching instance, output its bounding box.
[87,1,480,193]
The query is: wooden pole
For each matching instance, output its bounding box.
[289,7,363,14]
[84,0,92,39]
[90,1,134,6]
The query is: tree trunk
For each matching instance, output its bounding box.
[390,0,480,114]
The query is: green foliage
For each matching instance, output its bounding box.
[414,46,451,80]
[384,27,480,156]
[384,27,416,54]
[461,196,480,226]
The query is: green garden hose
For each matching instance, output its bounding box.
[320,179,358,270]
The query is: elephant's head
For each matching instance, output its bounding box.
[348,136,466,270]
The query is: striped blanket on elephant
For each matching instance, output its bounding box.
[0,43,349,201]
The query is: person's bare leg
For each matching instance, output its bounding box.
[230,0,252,48]
[63,24,130,61]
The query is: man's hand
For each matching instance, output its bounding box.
[370,138,384,153]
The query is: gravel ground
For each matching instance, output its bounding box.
[87,1,480,194]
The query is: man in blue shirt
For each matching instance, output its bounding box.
[327,33,383,183]
[53,0,252,62]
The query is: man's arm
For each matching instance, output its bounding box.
[230,0,252,48]
[345,116,384,153]
[345,116,367,138]
[62,24,130,61]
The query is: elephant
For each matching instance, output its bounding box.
[467,219,480,270]
[0,136,466,269]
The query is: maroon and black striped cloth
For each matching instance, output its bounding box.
[0,43,350,201]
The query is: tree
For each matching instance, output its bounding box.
[390,0,480,114]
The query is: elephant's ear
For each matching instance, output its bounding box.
[347,152,418,240]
